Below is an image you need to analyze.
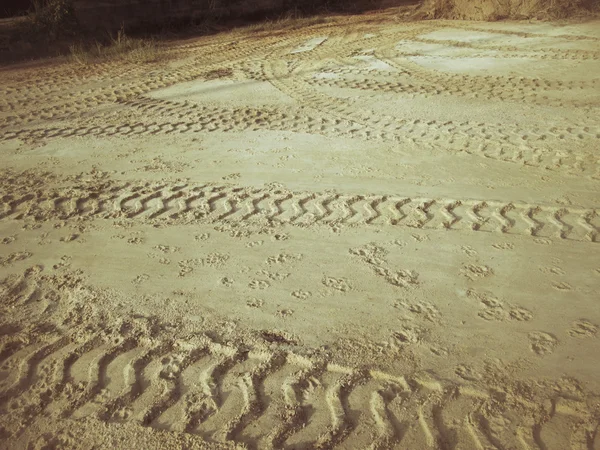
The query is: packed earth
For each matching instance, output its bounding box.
[0,10,599,449]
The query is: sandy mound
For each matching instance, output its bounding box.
[415,0,599,19]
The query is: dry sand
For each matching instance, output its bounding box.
[0,11,599,450]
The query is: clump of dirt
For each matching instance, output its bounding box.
[414,0,599,20]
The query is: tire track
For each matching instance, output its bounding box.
[1,271,598,449]
[308,60,600,109]
[1,180,596,243]
[261,55,599,175]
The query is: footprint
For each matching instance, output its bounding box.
[220,277,234,287]
[552,282,572,291]
[61,234,80,243]
[455,364,482,381]
[322,276,351,292]
[478,308,508,321]
[203,253,229,267]
[259,270,290,281]
[246,240,264,248]
[466,289,504,309]
[383,269,419,288]
[461,246,478,257]
[246,298,264,308]
[540,266,566,275]
[394,300,440,323]
[492,242,514,250]
[195,233,210,241]
[249,280,270,290]
[154,245,180,253]
[291,290,311,300]
[179,259,201,277]
[509,307,533,322]
[0,252,33,267]
[132,274,150,285]
[528,331,558,356]
[391,327,422,345]
[430,346,449,357]
[276,309,294,318]
[461,264,494,280]
[1,235,17,244]
[267,253,302,265]
[568,320,598,338]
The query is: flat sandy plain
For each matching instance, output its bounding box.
[0,11,599,449]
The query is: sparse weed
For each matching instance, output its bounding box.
[241,12,331,34]
[69,24,161,65]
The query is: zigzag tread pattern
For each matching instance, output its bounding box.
[0,272,598,450]
[0,183,597,242]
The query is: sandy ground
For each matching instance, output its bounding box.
[0,11,599,450]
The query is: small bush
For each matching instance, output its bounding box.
[27,0,79,39]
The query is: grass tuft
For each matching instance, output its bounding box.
[69,25,161,65]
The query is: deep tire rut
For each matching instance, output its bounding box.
[1,181,597,242]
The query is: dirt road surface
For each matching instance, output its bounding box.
[1,12,599,450]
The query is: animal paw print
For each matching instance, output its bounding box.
[349,243,387,266]
[430,346,449,357]
[509,307,533,322]
[461,246,478,257]
[528,331,558,356]
[467,290,532,322]
[267,253,302,265]
[478,308,507,322]
[259,270,290,281]
[246,298,264,308]
[322,276,351,292]
[160,356,183,380]
[276,309,294,318]
[0,251,32,267]
[390,269,420,288]
[132,274,150,285]
[154,245,180,253]
[461,264,494,280]
[249,280,270,290]
[455,364,482,381]
[113,407,133,420]
[291,290,311,300]
[568,320,598,338]
[552,282,572,291]
[1,235,16,244]
[203,253,229,267]
[220,277,234,287]
[179,259,201,277]
[394,300,440,323]
[391,326,425,345]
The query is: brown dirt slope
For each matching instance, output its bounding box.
[415,0,599,19]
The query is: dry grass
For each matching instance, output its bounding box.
[69,26,161,65]
[240,12,333,34]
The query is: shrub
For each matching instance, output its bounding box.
[27,0,79,39]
